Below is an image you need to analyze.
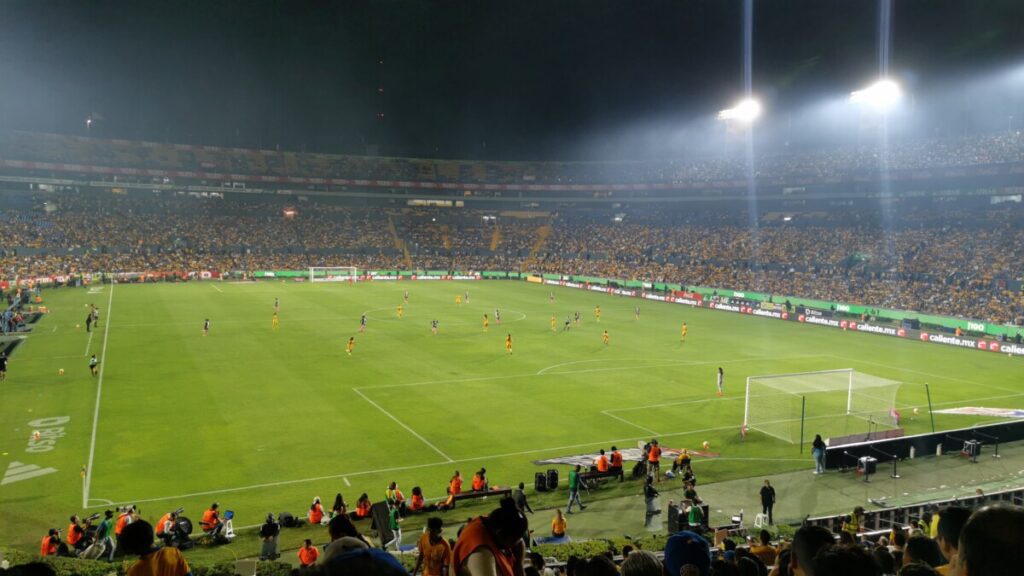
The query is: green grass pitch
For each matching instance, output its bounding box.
[1,279,1021,550]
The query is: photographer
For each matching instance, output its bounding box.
[39,528,61,557]
[67,515,86,552]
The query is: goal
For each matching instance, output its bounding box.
[309,266,359,283]
[742,368,902,445]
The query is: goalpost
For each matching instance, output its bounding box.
[743,368,902,445]
[309,266,359,283]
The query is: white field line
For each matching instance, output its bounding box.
[343,477,351,487]
[352,388,454,463]
[52,325,58,333]
[828,354,1022,396]
[84,329,94,356]
[88,406,882,509]
[362,354,825,391]
[82,282,114,508]
[211,284,223,293]
[600,410,661,436]
[608,395,747,413]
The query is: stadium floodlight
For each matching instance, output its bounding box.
[849,79,902,109]
[717,98,762,122]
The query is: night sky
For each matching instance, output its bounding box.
[0,0,1022,160]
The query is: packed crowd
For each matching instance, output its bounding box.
[3,130,1023,186]
[23,481,1024,576]
[1,193,1022,324]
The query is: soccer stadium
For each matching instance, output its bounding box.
[2,2,1024,576]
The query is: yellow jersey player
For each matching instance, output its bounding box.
[397,304,404,318]
[483,314,489,331]
[346,337,355,356]
[602,330,609,345]
[272,312,279,330]
[681,322,688,342]
[455,294,462,306]
[505,334,513,355]
[595,305,601,322]
[550,314,557,331]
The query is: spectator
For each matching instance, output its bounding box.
[451,498,528,576]
[934,507,970,575]
[903,536,945,570]
[119,520,191,576]
[551,510,567,538]
[955,504,1024,576]
[528,552,556,576]
[320,514,371,564]
[620,549,663,576]
[751,529,778,566]
[790,525,834,576]
[412,517,451,576]
[663,531,712,576]
[813,545,880,576]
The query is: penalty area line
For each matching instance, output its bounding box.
[211,284,223,293]
[601,410,660,436]
[352,388,454,463]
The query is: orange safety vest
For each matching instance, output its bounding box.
[450,476,463,496]
[596,455,609,472]
[648,446,662,463]
[452,517,520,576]
[298,545,320,566]
[67,523,83,546]
[610,451,623,467]
[201,509,219,530]
[356,501,371,518]
[115,513,130,535]
[472,474,486,491]
[411,493,425,511]
[40,535,57,556]
[309,503,324,525]
[156,514,172,536]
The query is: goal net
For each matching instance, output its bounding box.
[743,368,902,445]
[309,266,359,283]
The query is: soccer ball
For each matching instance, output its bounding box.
[32,430,40,440]
[58,368,64,376]
[913,408,920,415]
[702,441,710,450]
[76,324,80,328]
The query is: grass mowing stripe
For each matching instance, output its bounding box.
[82,282,113,508]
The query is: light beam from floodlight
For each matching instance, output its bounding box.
[849,79,901,109]
[718,98,762,122]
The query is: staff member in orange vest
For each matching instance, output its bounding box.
[156,511,178,546]
[648,439,663,483]
[471,468,488,492]
[297,539,320,567]
[452,498,528,576]
[201,503,223,536]
[551,509,568,538]
[115,505,136,550]
[40,528,60,556]
[609,446,624,481]
[409,486,431,513]
[595,449,610,473]
[67,515,85,551]
[353,493,372,519]
[450,471,464,496]
[308,497,325,525]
